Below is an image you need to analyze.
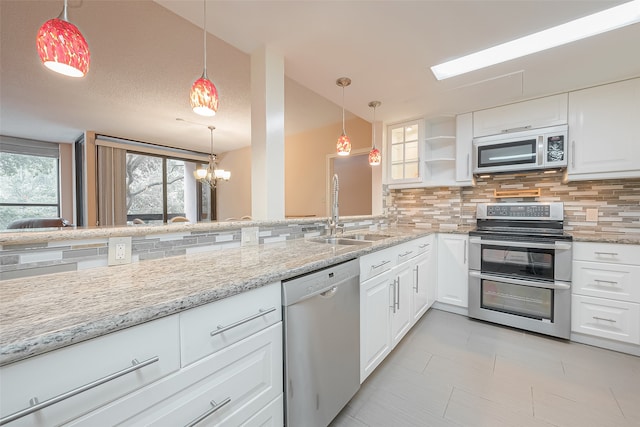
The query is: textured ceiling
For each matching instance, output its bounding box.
[1,1,639,154]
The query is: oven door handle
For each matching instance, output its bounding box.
[469,271,571,290]
[469,237,571,251]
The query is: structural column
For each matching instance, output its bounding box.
[251,46,285,220]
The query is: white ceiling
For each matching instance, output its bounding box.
[1,1,639,154]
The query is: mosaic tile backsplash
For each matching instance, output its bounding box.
[387,173,640,234]
[0,219,383,280]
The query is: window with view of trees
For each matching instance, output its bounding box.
[125,152,212,224]
[0,138,60,229]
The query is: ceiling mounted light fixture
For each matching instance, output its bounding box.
[194,126,230,189]
[367,101,382,166]
[336,77,352,156]
[431,0,640,80]
[36,0,90,78]
[190,0,219,116]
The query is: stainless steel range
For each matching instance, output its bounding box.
[468,202,573,339]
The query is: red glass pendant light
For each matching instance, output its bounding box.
[190,0,219,116]
[336,77,352,156]
[36,0,90,78]
[368,101,382,166]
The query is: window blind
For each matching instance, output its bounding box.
[0,135,60,158]
[95,135,208,162]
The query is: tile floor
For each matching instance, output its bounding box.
[330,309,640,427]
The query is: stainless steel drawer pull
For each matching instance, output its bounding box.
[414,265,419,292]
[399,251,413,258]
[593,316,617,323]
[211,307,276,337]
[371,260,391,270]
[418,244,430,249]
[0,356,159,426]
[185,397,231,427]
[593,279,618,285]
[594,252,619,256]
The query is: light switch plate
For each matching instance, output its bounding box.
[241,227,259,246]
[586,208,599,222]
[108,236,132,265]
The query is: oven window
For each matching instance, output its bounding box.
[477,139,536,168]
[481,280,553,321]
[481,245,554,281]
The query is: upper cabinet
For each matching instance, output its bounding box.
[567,78,640,181]
[387,117,471,188]
[473,93,568,138]
[388,120,423,186]
[455,113,473,186]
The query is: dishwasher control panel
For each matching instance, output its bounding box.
[281,258,359,306]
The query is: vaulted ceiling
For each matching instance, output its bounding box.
[1,1,638,154]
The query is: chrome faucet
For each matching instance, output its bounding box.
[329,173,340,236]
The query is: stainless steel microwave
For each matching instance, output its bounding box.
[473,125,568,174]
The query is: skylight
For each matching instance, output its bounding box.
[430,0,640,80]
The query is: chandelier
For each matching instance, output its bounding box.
[194,126,230,189]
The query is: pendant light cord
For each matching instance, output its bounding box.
[60,0,69,22]
[202,0,208,78]
[341,86,346,134]
[372,105,377,149]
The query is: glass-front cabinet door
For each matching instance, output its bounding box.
[387,120,422,185]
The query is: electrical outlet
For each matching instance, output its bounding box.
[586,208,599,222]
[241,227,259,247]
[108,236,132,266]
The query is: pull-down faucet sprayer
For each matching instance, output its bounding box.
[329,174,340,236]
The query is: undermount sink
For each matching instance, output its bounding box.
[309,237,372,246]
[347,233,392,241]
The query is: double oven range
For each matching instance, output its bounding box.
[468,202,573,339]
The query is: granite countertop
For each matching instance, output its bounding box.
[569,232,640,245]
[0,227,440,366]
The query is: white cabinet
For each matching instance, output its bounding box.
[390,259,414,347]
[388,117,469,188]
[387,119,423,186]
[411,235,436,323]
[572,242,640,348]
[473,93,568,137]
[73,324,283,427]
[567,78,640,180]
[455,112,474,185]
[359,235,437,382]
[360,267,394,382]
[437,234,469,309]
[0,284,283,427]
[0,316,181,427]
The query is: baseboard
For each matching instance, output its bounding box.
[432,302,468,316]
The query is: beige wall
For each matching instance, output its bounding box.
[332,152,372,216]
[217,146,252,220]
[285,117,373,217]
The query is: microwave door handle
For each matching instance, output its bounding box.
[537,136,543,166]
[469,271,571,290]
[468,237,571,251]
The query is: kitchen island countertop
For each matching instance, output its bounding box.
[1,227,461,366]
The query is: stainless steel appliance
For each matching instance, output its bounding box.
[468,202,573,339]
[473,125,568,174]
[282,259,360,427]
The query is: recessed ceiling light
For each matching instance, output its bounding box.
[431,0,640,80]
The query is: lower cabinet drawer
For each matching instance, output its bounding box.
[0,315,180,427]
[573,261,640,303]
[67,323,283,426]
[241,395,283,427]
[360,248,395,282]
[180,282,282,366]
[571,295,640,344]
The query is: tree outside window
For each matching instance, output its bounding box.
[0,152,59,229]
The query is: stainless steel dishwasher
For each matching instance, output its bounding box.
[282,258,360,427]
